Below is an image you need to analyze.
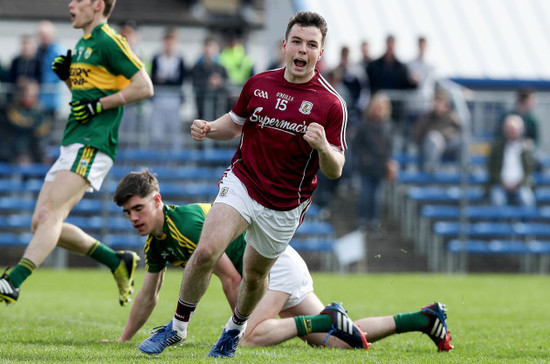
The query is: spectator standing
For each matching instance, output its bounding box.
[266,41,285,70]
[358,39,371,104]
[495,87,539,146]
[9,34,42,85]
[36,21,65,121]
[405,36,436,150]
[150,27,187,149]
[486,114,536,207]
[367,35,416,125]
[0,78,51,165]
[353,92,397,230]
[412,90,461,172]
[191,36,229,121]
[331,45,368,125]
[118,19,147,147]
[359,40,371,71]
[219,32,254,88]
[0,61,8,83]
[366,35,416,94]
[119,19,144,58]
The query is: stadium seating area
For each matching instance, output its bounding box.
[387,153,550,274]
[0,147,339,270]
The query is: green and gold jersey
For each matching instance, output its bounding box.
[62,22,144,160]
[144,203,246,274]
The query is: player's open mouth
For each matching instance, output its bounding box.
[294,59,306,68]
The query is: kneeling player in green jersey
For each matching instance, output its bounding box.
[113,170,453,353]
[0,0,154,307]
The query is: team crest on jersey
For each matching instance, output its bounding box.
[299,101,313,115]
[84,47,93,59]
[220,187,229,197]
[79,160,89,169]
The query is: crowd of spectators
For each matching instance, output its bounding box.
[0,20,545,218]
[314,34,545,224]
[0,21,63,166]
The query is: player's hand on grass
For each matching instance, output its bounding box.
[51,50,72,81]
[70,99,103,123]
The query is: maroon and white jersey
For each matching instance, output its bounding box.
[226,68,347,210]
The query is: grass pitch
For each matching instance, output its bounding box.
[0,269,548,363]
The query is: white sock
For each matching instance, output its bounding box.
[226,316,247,332]
[172,317,189,337]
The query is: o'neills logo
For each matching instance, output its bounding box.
[249,107,307,135]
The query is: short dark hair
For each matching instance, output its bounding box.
[285,11,328,45]
[101,0,117,18]
[113,169,159,206]
[517,87,535,104]
[120,19,138,31]
[163,27,177,40]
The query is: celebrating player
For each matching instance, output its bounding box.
[114,170,452,352]
[141,10,354,358]
[0,0,153,306]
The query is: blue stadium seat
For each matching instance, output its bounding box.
[535,188,550,205]
[65,216,104,231]
[104,233,145,249]
[5,214,32,229]
[0,197,35,212]
[295,221,334,236]
[402,186,485,242]
[448,239,529,254]
[446,239,531,272]
[72,199,104,214]
[513,223,550,238]
[0,180,24,194]
[432,221,550,271]
[15,163,50,179]
[528,241,550,273]
[0,233,23,245]
[170,148,234,164]
[108,165,225,181]
[0,163,17,176]
[397,170,488,185]
[290,238,335,252]
[107,217,134,232]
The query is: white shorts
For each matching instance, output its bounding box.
[214,170,310,258]
[45,144,114,192]
[268,245,313,311]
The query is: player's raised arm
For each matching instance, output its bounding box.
[191,113,243,142]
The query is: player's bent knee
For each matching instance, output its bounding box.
[191,245,222,267]
[32,204,61,232]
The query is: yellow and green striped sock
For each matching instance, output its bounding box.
[294,314,333,336]
[87,241,120,271]
[8,258,36,288]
